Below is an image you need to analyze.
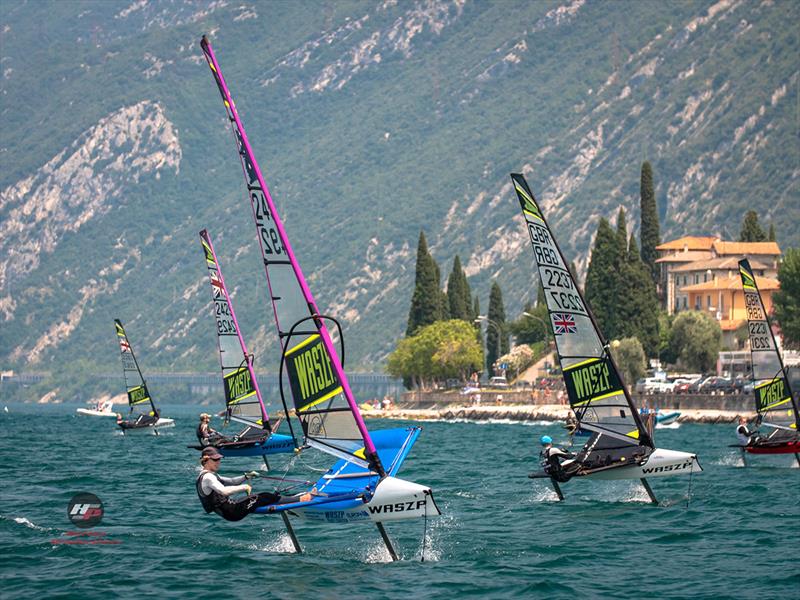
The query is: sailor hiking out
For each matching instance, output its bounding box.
[736,417,759,446]
[539,435,578,483]
[196,413,222,447]
[196,447,312,521]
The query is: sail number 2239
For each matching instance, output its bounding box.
[252,190,283,255]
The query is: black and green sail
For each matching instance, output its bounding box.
[738,259,799,441]
[511,173,653,464]
[114,319,158,420]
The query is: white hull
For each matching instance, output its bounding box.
[587,448,702,480]
[293,476,441,524]
[77,408,117,417]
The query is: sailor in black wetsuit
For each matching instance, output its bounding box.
[196,413,222,447]
[539,435,577,482]
[736,416,758,446]
[195,447,282,521]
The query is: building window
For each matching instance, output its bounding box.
[720,296,725,313]
[683,275,687,285]
[707,295,711,308]
[695,274,699,284]
[683,297,688,309]
[695,298,701,310]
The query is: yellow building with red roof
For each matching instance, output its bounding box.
[654,235,783,348]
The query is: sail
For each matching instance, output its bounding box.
[511,173,653,459]
[199,36,381,473]
[114,319,157,418]
[738,259,799,438]
[200,229,271,434]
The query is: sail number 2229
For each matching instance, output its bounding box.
[252,190,283,255]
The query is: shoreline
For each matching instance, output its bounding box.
[363,404,755,424]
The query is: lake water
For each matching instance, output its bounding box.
[1,402,797,599]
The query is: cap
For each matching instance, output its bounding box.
[201,447,223,460]
[200,413,210,419]
[540,435,553,445]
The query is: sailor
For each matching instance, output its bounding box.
[736,417,757,446]
[196,413,220,447]
[195,447,281,522]
[539,435,576,482]
[564,411,578,434]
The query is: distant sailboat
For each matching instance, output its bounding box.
[736,259,799,464]
[200,35,439,559]
[192,229,295,459]
[510,173,701,503]
[114,319,174,434]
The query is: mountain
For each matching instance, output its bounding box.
[1,0,798,381]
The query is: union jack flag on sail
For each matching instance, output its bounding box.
[552,313,576,335]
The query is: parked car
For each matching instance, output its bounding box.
[699,376,735,394]
[488,376,510,389]
[635,377,674,394]
[687,376,714,393]
[674,377,702,394]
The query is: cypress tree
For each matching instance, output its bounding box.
[585,218,620,338]
[768,223,776,242]
[461,265,473,321]
[568,260,580,293]
[472,295,480,322]
[618,235,660,355]
[486,282,508,373]
[739,210,767,242]
[639,161,660,284]
[447,256,471,320]
[406,231,442,336]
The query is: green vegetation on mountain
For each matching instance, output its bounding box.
[1,0,797,386]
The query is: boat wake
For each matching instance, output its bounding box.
[714,453,747,468]
[252,532,300,554]
[655,422,681,430]
[10,516,48,531]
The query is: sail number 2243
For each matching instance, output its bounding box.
[252,190,283,256]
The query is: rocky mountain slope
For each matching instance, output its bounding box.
[1,0,797,378]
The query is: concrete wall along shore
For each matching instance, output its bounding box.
[391,391,757,424]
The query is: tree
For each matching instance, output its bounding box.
[406,231,442,336]
[610,337,647,387]
[768,223,776,242]
[568,260,581,293]
[773,248,800,348]
[739,210,767,242]
[387,320,483,388]
[585,217,620,338]
[639,161,660,284]
[509,302,550,345]
[616,234,660,356]
[446,256,471,320]
[667,311,722,372]
[486,281,508,373]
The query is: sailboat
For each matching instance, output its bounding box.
[200,35,439,559]
[735,259,799,464]
[192,229,296,459]
[114,319,174,434]
[510,173,701,503]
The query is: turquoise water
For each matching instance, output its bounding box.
[1,402,798,599]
